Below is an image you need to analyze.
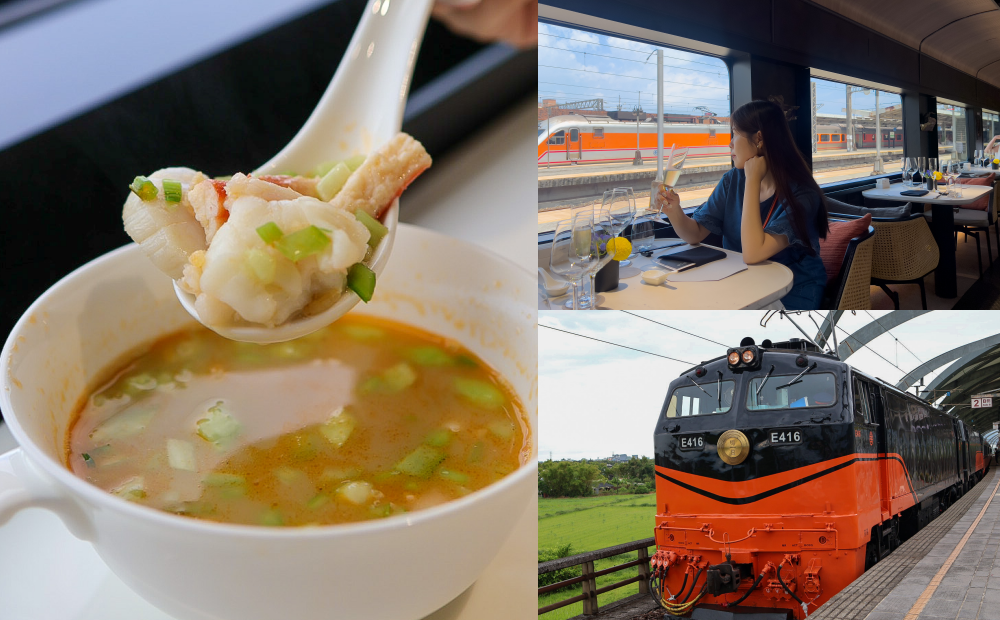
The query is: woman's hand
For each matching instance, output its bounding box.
[744,155,768,185]
[653,185,681,216]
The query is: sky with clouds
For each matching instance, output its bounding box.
[537,23,907,125]
[539,311,1000,461]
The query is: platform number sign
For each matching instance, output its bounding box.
[972,397,993,408]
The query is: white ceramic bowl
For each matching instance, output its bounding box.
[0,223,537,620]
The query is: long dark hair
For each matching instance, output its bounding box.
[731,99,829,246]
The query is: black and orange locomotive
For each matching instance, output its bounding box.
[650,337,992,619]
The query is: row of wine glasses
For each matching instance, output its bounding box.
[549,205,609,310]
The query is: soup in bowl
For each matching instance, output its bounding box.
[0,223,537,620]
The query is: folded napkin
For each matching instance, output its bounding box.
[899,189,929,197]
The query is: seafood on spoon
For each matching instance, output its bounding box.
[123,133,430,329]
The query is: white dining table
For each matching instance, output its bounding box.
[539,243,794,310]
[861,181,995,298]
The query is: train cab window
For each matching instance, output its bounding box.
[593,128,604,139]
[548,130,565,145]
[569,128,579,142]
[820,134,830,142]
[666,381,736,417]
[745,373,836,410]
[852,378,872,424]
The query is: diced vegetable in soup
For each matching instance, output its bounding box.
[68,316,528,526]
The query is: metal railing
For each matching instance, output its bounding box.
[538,537,654,616]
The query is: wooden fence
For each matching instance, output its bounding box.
[538,537,654,616]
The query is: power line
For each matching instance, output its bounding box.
[538,82,731,103]
[538,65,730,90]
[539,324,696,364]
[834,323,905,374]
[538,32,727,68]
[864,311,924,365]
[620,311,729,347]
[539,45,726,77]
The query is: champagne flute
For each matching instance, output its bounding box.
[928,158,938,189]
[563,205,597,310]
[902,157,912,186]
[651,148,690,220]
[589,205,616,304]
[550,214,596,311]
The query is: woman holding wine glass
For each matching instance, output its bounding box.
[650,98,829,310]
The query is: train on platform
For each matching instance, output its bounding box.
[648,337,993,620]
[814,123,904,152]
[537,114,731,165]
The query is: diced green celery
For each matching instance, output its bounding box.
[129,176,158,201]
[167,439,197,471]
[89,405,156,442]
[275,465,307,486]
[336,480,373,505]
[245,248,276,283]
[256,221,284,244]
[319,407,356,447]
[316,162,352,201]
[347,263,376,302]
[439,469,469,484]
[162,179,182,203]
[344,154,366,171]
[454,378,505,410]
[307,494,331,510]
[407,346,453,367]
[291,434,320,461]
[342,324,384,340]
[354,210,388,248]
[203,472,245,487]
[455,355,479,368]
[320,467,363,483]
[488,419,515,440]
[358,376,384,395]
[275,225,330,262]
[383,363,416,391]
[425,428,452,448]
[196,401,240,445]
[311,160,340,178]
[111,476,146,501]
[468,441,485,463]
[369,503,392,519]
[395,445,446,478]
[260,508,284,526]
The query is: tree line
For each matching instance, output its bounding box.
[538,456,655,497]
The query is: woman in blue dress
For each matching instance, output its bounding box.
[653,99,830,310]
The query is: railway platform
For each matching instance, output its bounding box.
[569,467,999,620]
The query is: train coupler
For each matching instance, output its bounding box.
[705,562,742,596]
[802,559,822,597]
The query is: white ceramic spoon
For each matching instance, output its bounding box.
[174,0,434,343]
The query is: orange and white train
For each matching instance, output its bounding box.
[537,114,731,165]
[649,337,992,619]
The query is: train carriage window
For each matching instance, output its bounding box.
[983,110,1000,148]
[746,373,836,411]
[548,130,565,145]
[593,128,604,139]
[937,102,967,164]
[666,381,736,417]
[810,76,903,184]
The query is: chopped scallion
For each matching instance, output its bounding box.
[245,248,276,284]
[439,469,469,484]
[129,176,158,201]
[162,179,182,203]
[354,210,388,248]
[256,221,284,244]
[82,453,95,467]
[307,494,331,510]
[316,162,352,201]
[275,225,330,262]
[347,263,376,302]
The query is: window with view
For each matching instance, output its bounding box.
[937,102,967,163]
[538,22,731,233]
[984,110,1000,147]
[809,77,904,185]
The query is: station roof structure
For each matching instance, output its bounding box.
[815,311,1000,447]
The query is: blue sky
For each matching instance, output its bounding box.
[537,23,904,123]
[539,311,1000,461]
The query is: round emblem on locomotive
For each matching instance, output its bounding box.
[717,430,750,465]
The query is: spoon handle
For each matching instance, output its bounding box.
[259,0,435,175]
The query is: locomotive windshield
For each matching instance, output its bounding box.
[746,372,836,410]
[665,380,735,417]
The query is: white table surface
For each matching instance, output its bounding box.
[862,182,993,206]
[539,244,794,310]
[0,99,538,620]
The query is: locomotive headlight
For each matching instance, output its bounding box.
[728,351,740,365]
[741,349,755,364]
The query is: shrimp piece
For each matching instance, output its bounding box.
[329,133,431,218]
[122,167,208,279]
[255,174,320,198]
[188,180,229,244]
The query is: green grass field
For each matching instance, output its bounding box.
[539,494,657,619]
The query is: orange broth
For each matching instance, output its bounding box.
[67,316,528,526]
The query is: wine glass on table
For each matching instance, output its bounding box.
[928,158,938,190]
[562,205,598,310]
[588,205,616,306]
[550,214,596,311]
[947,161,963,198]
[902,157,912,186]
[604,188,636,267]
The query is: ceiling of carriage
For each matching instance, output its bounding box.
[809,0,1000,91]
